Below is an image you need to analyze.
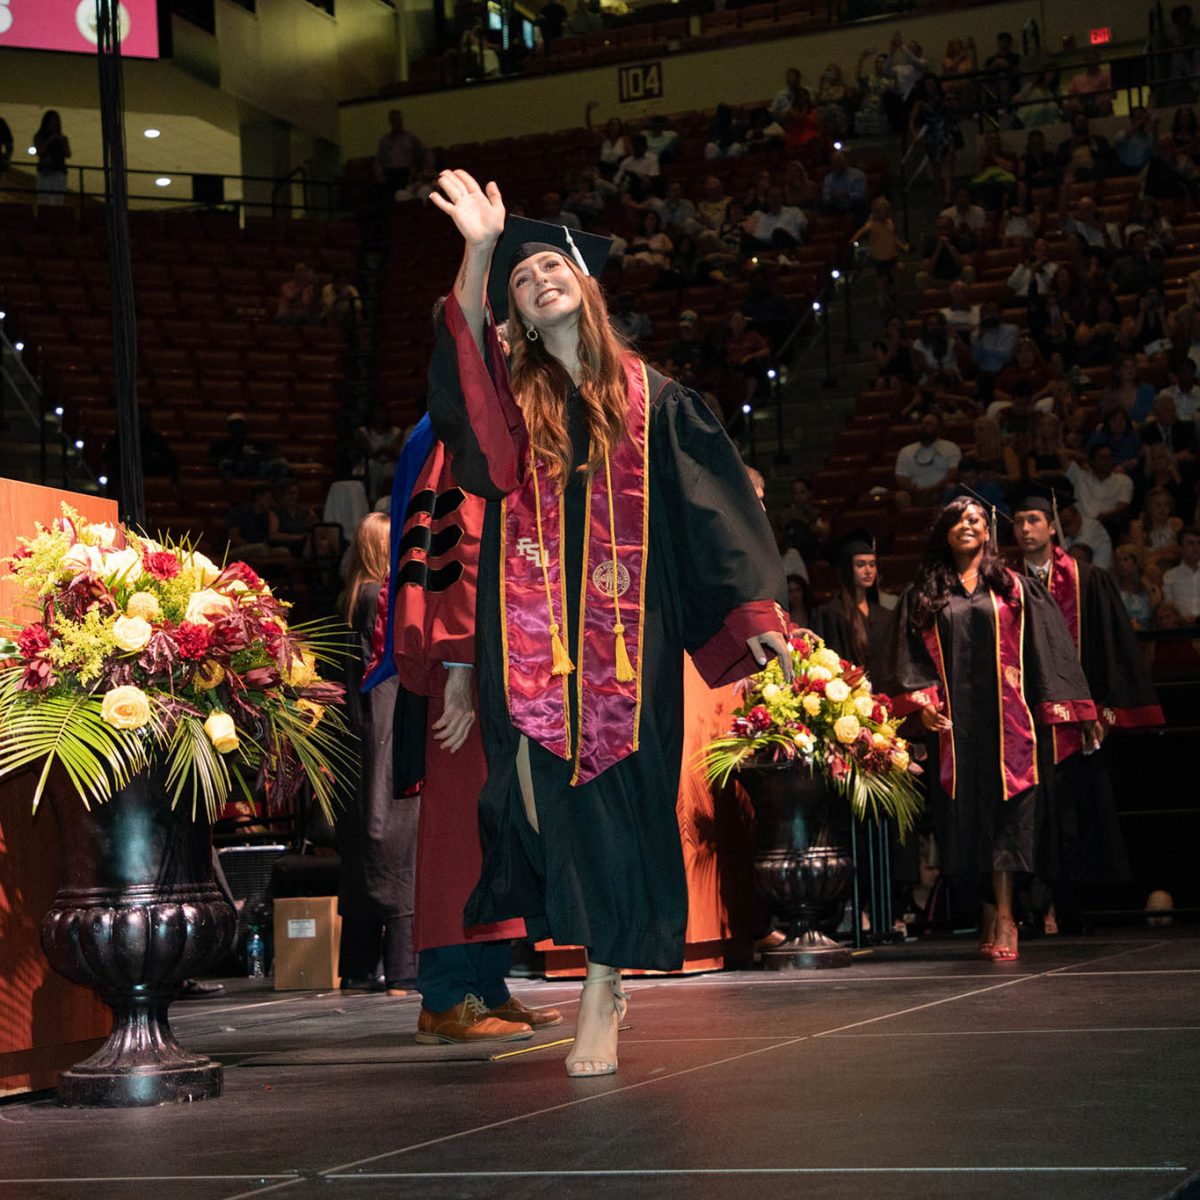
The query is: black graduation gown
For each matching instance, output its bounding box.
[886,575,1093,880]
[336,585,419,962]
[1021,554,1163,884]
[428,329,787,971]
[813,596,893,682]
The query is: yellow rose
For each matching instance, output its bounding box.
[872,731,891,750]
[793,730,815,753]
[295,699,325,728]
[126,591,162,622]
[100,685,151,730]
[826,679,851,704]
[112,615,153,653]
[103,547,143,585]
[184,589,234,626]
[808,665,832,683]
[854,695,876,719]
[802,693,822,717]
[833,714,861,744]
[894,737,907,751]
[855,678,873,695]
[893,750,911,772]
[812,648,842,672]
[194,661,226,691]
[761,683,781,702]
[183,551,221,586]
[286,651,318,689]
[203,711,239,754]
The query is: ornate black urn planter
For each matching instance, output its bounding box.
[739,764,855,969]
[41,771,236,1106]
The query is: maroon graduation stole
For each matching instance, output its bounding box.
[922,571,1039,801]
[1045,547,1084,763]
[500,355,650,785]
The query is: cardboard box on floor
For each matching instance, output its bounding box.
[273,896,341,990]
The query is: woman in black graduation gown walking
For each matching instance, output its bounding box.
[887,497,1096,963]
[427,170,790,1077]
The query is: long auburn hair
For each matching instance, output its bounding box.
[907,497,1015,634]
[505,258,629,488]
[341,511,390,628]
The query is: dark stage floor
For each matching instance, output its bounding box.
[3,931,1199,1200]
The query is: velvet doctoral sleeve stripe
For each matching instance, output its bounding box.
[428,294,528,499]
[649,380,788,678]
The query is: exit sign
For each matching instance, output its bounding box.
[1090,26,1112,44]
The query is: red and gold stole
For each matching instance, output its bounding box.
[1046,547,1084,762]
[499,356,650,786]
[921,571,1039,801]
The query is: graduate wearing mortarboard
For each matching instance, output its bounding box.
[812,530,895,684]
[1011,480,1163,928]
[427,171,790,1077]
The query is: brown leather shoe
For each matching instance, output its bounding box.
[415,994,533,1045]
[487,994,564,1029]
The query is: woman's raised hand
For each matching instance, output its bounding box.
[430,169,506,247]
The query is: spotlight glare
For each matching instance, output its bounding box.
[144,128,161,139]
[98,475,109,486]
[14,341,24,351]
[0,309,6,319]
[833,140,843,150]
[742,403,752,414]
[27,146,36,156]
[767,368,777,379]
[54,406,64,416]
[154,177,172,187]
[831,269,841,280]
[74,439,85,450]
[812,301,821,312]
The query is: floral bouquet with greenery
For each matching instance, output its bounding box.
[702,629,923,833]
[0,504,351,820]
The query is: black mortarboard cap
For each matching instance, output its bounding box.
[486,217,614,322]
[827,526,878,566]
[1012,475,1076,517]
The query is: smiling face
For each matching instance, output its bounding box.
[947,503,988,556]
[509,251,584,332]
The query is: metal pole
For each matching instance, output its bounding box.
[772,374,789,465]
[850,817,863,951]
[842,272,857,353]
[821,294,836,388]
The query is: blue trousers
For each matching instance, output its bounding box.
[417,941,512,1013]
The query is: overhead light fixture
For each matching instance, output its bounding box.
[14,341,25,351]
[74,439,85,450]
[27,146,36,156]
[54,406,65,416]
[155,177,171,187]
[98,475,109,486]
[144,128,161,139]
[0,309,6,320]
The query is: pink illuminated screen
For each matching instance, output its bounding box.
[0,1,162,60]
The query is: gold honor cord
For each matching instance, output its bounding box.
[530,447,574,677]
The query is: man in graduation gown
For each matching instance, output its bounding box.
[427,215,790,973]
[363,401,562,1044]
[1013,482,1164,928]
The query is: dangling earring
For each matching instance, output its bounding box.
[526,327,540,343]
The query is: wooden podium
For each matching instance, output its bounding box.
[0,479,115,1097]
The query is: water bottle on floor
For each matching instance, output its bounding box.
[246,926,265,978]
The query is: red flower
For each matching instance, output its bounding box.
[791,636,811,657]
[142,550,181,581]
[872,703,887,723]
[875,692,893,712]
[748,705,773,731]
[242,665,281,690]
[808,678,826,695]
[843,664,866,688]
[175,621,211,661]
[19,658,56,691]
[217,560,264,591]
[17,624,52,658]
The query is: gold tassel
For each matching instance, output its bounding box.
[613,621,635,683]
[549,621,574,676]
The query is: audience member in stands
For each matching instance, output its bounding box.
[1104,355,1157,422]
[357,403,403,504]
[939,187,986,240]
[741,271,795,353]
[913,312,963,388]
[1064,48,1114,119]
[721,309,773,407]
[821,150,868,223]
[744,185,808,253]
[895,412,962,504]
[540,190,581,231]
[779,477,828,562]
[916,214,972,291]
[33,110,71,208]
[1166,358,1200,421]
[744,170,773,215]
[226,484,289,567]
[1057,116,1113,181]
[1113,542,1161,628]
[1014,67,1063,128]
[666,309,709,378]
[376,110,423,198]
[971,131,1019,213]
[643,115,680,164]
[705,104,748,160]
[623,209,672,270]
[460,24,501,78]
[1027,412,1071,476]
[1141,391,1198,467]
[1075,290,1123,367]
[854,51,893,136]
[885,32,927,131]
[1167,105,1200,159]
[564,168,608,224]
[212,412,288,483]
[1133,440,1192,521]
[874,314,917,388]
[1126,196,1175,254]
[782,90,824,164]
[614,133,660,197]
[1060,493,1114,570]
[597,117,631,181]
[1115,106,1159,173]
[1007,238,1059,300]
[1019,129,1059,207]
[609,292,652,343]
[1162,527,1200,620]
[782,160,815,209]
[1068,445,1134,532]
[1111,230,1166,296]
[650,179,698,238]
[322,271,362,325]
[983,30,1021,107]
[972,415,1021,481]
[910,75,961,204]
[970,300,1020,399]
[941,279,981,341]
[854,195,902,310]
[269,480,316,558]
[815,63,851,137]
[772,66,805,114]
[276,262,321,325]
[538,0,568,50]
[1085,407,1141,472]
[1131,486,1185,570]
[566,0,603,35]
[941,36,978,111]
[696,175,730,232]
[1132,286,1173,360]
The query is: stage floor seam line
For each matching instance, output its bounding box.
[247,940,1173,1195]
[319,1166,1192,1179]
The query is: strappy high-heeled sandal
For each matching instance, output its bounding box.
[565,970,628,1078]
